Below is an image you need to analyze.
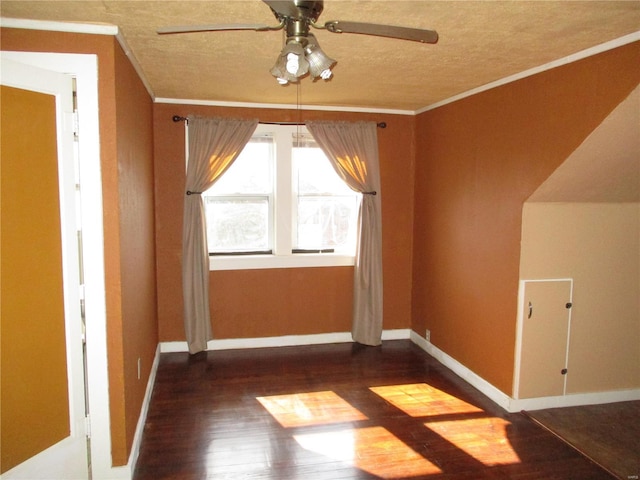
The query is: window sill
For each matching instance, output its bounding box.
[209,253,355,271]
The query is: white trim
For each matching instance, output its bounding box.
[274,125,293,256]
[409,330,640,413]
[2,17,637,116]
[1,56,86,437]
[513,280,527,399]
[115,32,155,101]
[0,17,118,35]
[418,31,640,114]
[207,124,358,270]
[0,436,88,480]
[210,253,355,271]
[0,52,119,480]
[118,345,161,478]
[513,278,574,399]
[154,97,414,116]
[511,388,640,412]
[409,331,514,411]
[381,329,412,341]
[1,55,89,479]
[160,329,411,353]
[0,17,156,102]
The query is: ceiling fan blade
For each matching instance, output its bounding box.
[324,21,438,44]
[157,24,275,35]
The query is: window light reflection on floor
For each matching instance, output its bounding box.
[426,417,521,466]
[256,391,367,428]
[371,383,521,466]
[370,383,483,417]
[257,385,520,476]
[294,427,442,478]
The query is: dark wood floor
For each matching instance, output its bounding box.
[524,401,640,479]
[133,340,614,479]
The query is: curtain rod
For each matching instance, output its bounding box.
[172,115,386,128]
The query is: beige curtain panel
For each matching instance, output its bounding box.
[182,116,258,354]
[306,120,383,346]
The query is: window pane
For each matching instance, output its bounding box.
[294,138,358,252]
[205,198,269,252]
[296,196,357,250]
[208,138,272,194]
[294,144,354,195]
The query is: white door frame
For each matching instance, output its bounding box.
[1,51,127,479]
[1,57,87,479]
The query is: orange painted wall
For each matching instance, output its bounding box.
[1,86,70,473]
[113,41,158,464]
[1,28,158,466]
[153,103,415,342]
[412,41,640,394]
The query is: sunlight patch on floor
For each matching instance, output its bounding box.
[206,435,273,471]
[256,391,367,428]
[370,383,483,417]
[294,426,442,478]
[426,417,521,466]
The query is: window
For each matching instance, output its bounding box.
[204,136,273,255]
[203,124,359,270]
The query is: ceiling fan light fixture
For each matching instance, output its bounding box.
[159,0,438,85]
[270,42,309,84]
[305,43,336,80]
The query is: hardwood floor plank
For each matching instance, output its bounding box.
[134,341,614,479]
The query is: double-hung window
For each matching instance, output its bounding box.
[203,124,359,270]
[204,134,273,255]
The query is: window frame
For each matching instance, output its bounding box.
[206,124,357,271]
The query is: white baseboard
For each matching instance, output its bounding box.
[510,388,640,411]
[409,330,514,411]
[382,328,412,340]
[160,329,411,353]
[0,362,163,480]
[122,344,161,479]
[409,330,640,413]
[161,329,638,415]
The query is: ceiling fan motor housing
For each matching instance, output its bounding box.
[265,0,325,46]
[264,0,324,23]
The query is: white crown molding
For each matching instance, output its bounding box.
[0,17,118,35]
[154,97,415,116]
[417,31,640,114]
[115,32,155,100]
[0,18,155,101]
[3,18,638,115]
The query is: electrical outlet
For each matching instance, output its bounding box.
[425,329,431,342]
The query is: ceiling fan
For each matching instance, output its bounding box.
[157,0,438,84]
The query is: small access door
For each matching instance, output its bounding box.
[515,279,573,399]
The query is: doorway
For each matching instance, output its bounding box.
[1,52,113,479]
[1,58,88,478]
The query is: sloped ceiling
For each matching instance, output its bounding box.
[528,85,640,203]
[1,1,639,112]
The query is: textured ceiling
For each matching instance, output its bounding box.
[1,1,639,111]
